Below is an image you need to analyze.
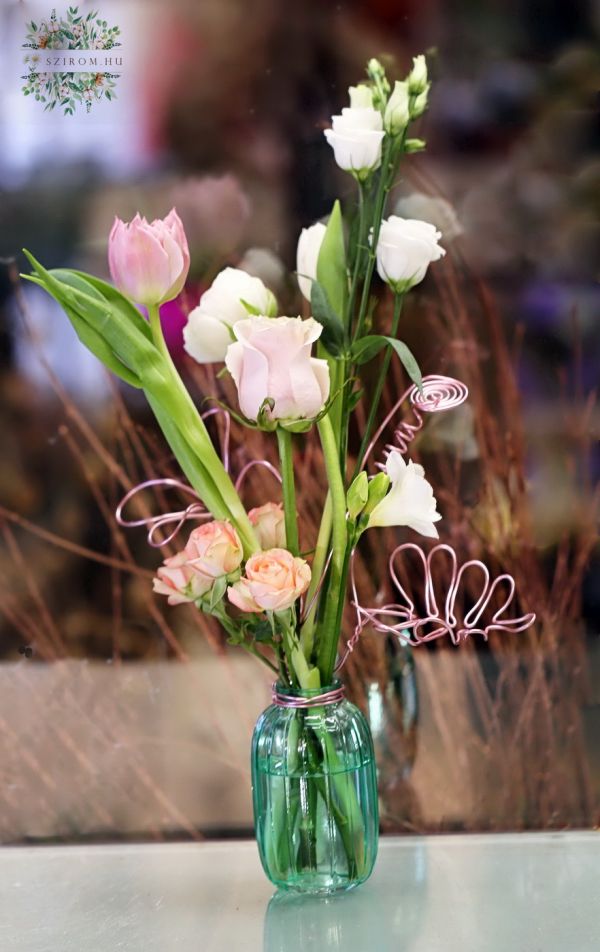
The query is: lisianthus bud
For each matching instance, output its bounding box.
[384,80,410,134]
[108,209,190,307]
[225,315,330,422]
[408,54,428,95]
[349,84,373,109]
[296,222,327,301]
[410,87,429,119]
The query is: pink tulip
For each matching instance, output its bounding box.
[228,548,311,613]
[108,209,190,307]
[225,316,330,422]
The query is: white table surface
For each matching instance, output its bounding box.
[0,833,598,951]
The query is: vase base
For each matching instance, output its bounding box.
[270,872,369,896]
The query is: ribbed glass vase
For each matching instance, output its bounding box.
[251,680,379,894]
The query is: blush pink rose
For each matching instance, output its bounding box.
[224,315,330,422]
[249,502,286,550]
[228,548,311,613]
[109,208,190,307]
[184,520,243,577]
[152,551,214,606]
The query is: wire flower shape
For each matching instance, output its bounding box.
[339,543,536,667]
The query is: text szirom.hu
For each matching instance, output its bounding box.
[26,51,124,72]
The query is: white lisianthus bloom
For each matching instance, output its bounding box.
[324,106,385,180]
[225,316,330,422]
[375,216,445,291]
[296,221,327,301]
[183,267,277,364]
[367,451,441,537]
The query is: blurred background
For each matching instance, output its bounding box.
[0,0,598,842]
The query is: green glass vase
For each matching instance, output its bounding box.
[251,680,379,894]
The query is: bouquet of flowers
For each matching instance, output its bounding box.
[22,54,532,893]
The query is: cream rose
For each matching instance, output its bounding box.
[367,451,441,538]
[296,221,326,301]
[375,216,445,291]
[225,315,330,422]
[152,552,214,606]
[228,548,311,613]
[185,520,243,577]
[249,502,286,550]
[183,267,277,364]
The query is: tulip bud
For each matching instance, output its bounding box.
[346,471,369,520]
[384,80,410,135]
[407,54,428,95]
[349,84,373,109]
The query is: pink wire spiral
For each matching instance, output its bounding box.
[115,406,281,547]
[362,374,469,468]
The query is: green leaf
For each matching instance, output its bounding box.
[205,576,228,612]
[62,270,153,342]
[352,334,422,389]
[22,273,141,388]
[310,279,344,355]
[240,298,262,316]
[316,199,347,323]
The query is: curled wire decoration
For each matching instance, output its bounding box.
[338,543,536,668]
[234,459,282,493]
[362,374,469,468]
[115,478,210,548]
[115,404,281,547]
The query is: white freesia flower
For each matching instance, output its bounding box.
[324,106,385,179]
[225,316,330,422]
[183,267,276,364]
[376,216,445,291]
[368,451,441,537]
[296,221,327,301]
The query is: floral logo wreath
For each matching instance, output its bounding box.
[22,6,122,115]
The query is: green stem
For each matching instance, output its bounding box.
[315,416,348,683]
[354,292,404,477]
[147,304,259,556]
[299,494,332,660]
[352,138,394,344]
[276,428,299,556]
